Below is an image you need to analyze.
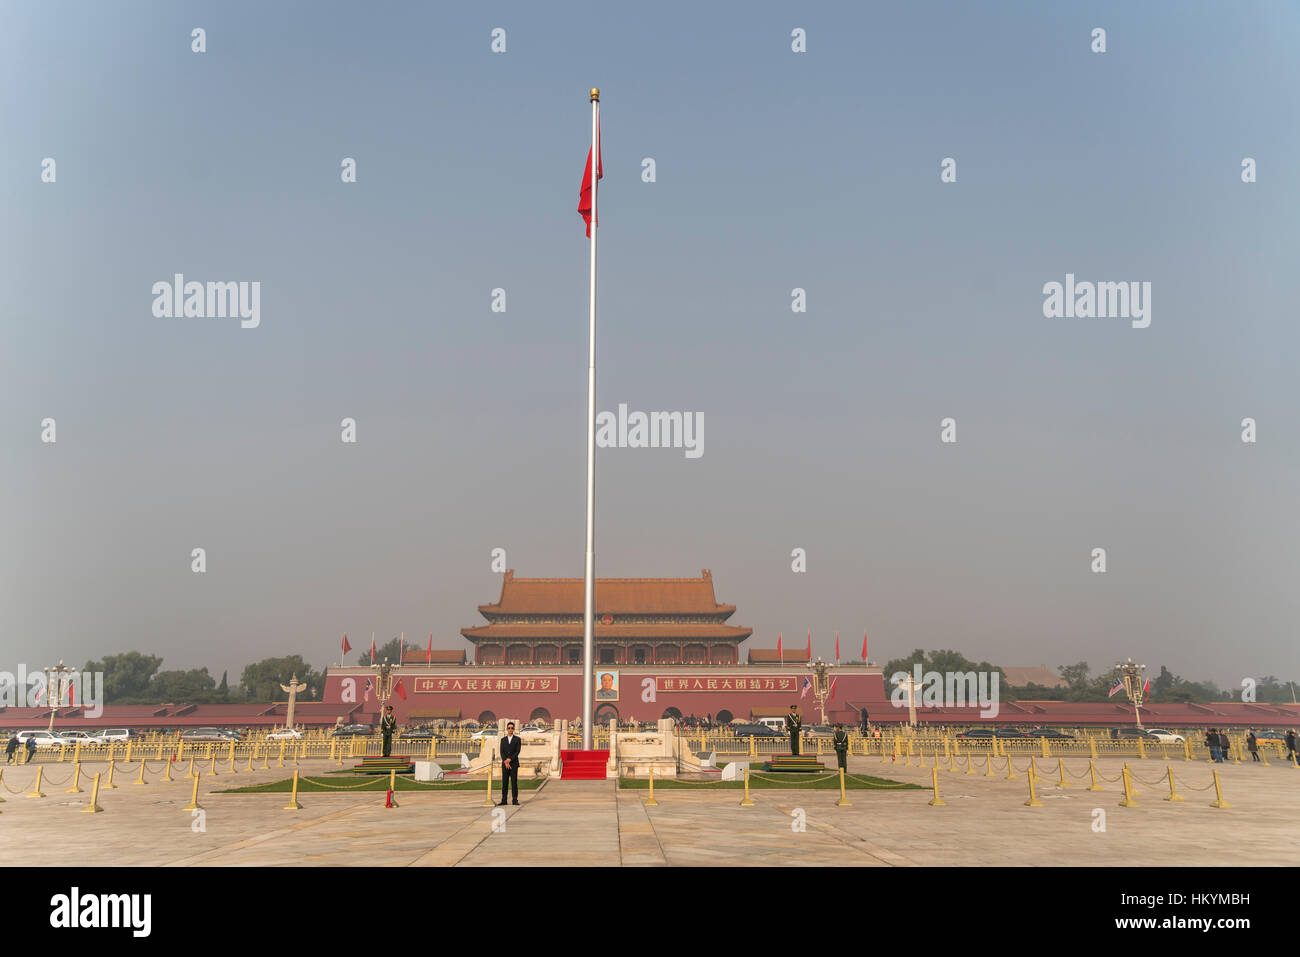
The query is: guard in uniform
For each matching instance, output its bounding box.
[380,705,397,757]
[832,723,850,770]
[785,705,803,756]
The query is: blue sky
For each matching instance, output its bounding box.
[3,0,1298,687]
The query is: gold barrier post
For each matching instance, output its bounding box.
[1089,738,1098,761]
[1137,739,1147,760]
[227,740,236,766]
[246,751,254,772]
[66,763,83,793]
[837,767,852,807]
[928,767,946,807]
[284,770,303,810]
[28,766,46,798]
[1124,761,1141,795]
[134,758,148,786]
[208,754,218,777]
[482,762,495,807]
[740,768,755,807]
[262,749,270,770]
[1087,760,1102,791]
[1005,753,1017,780]
[74,739,82,764]
[106,743,115,767]
[278,742,286,768]
[1209,769,1231,809]
[645,767,659,807]
[183,772,202,811]
[162,754,173,783]
[1183,739,1191,761]
[1055,757,1070,789]
[984,752,995,777]
[1040,737,1049,759]
[82,772,104,813]
[1118,765,1138,807]
[1023,761,1042,807]
[1163,765,1184,802]
[155,740,164,761]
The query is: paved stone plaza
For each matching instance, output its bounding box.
[2,756,1296,866]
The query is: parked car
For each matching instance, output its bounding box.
[330,724,372,737]
[1021,728,1076,740]
[1111,727,1156,740]
[1142,728,1186,744]
[1252,729,1287,744]
[266,728,303,740]
[731,723,778,738]
[88,728,140,744]
[520,726,546,735]
[15,730,65,749]
[398,728,443,740]
[53,730,95,745]
[955,728,995,739]
[181,727,242,742]
[470,728,500,741]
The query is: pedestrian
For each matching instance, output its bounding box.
[499,722,521,806]
[832,723,849,772]
[1247,729,1260,762]
[1287,729,1298,765]
[24,736,36,763]
[1218,729,1230,762]
[5,732,17,764]
[1205,728,1221,763]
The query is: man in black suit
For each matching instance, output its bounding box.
[499,722,521,806]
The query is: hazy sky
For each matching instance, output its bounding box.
[3,1,1298,689]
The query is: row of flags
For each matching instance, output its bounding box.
[341,632,434,664]
[777,630,869,664]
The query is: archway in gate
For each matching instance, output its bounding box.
[594,703,619,725]
[477,710,497,725]
[529,707,552,725]
[716,709,734,725]
[661,706,683,721]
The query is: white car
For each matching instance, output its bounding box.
[55,730,95,745]
[520,726,546,735]
[15,730,66,749]
[87,728,140,744]
[266,728,303,740]
[1143,728,1186,744]
[470,728,500,741]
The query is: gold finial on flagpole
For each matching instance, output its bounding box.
[590,87,600,102]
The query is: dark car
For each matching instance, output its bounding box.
[1021,728,1076,740]
[330,724,373,737]
[731,723,777,738]
[955,728,995,739]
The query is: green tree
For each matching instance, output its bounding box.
[359,637,404,667]
[150,667,218,703]
[239,656,323,703]
[82,652,163,703]
[217,670,229,699]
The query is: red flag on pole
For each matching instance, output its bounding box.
[341,634,352,655]
[68,681,75,705]
[830,677,837,699]
[777,633,783,663]
[394,680,407,702]
[835,631,840,663]
[861,630,868,662]
[370,633,376,664]
[427,633,433,664]
[806,631,811,660]
[578,120,602,237]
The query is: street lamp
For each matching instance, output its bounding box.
[806,657,833,725]
[44,660,71,732]
[1113,657,1147,729]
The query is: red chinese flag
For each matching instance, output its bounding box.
[426,633,432,664]
[394,679,407,701]
[835,631,840,663]
[578,122,602,237]
[806,631,811,659]
[370,635,376,663]
[777,633,783,661]
[341,633,352,655]
[861,630,868,661]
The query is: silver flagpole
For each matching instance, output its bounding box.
[582,87,600,751]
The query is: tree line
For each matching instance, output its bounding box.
[80,651,326,705]
[882,649,1295,704]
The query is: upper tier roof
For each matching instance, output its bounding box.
[478,569,737,618]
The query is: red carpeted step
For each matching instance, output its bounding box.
[560,749,610,780]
